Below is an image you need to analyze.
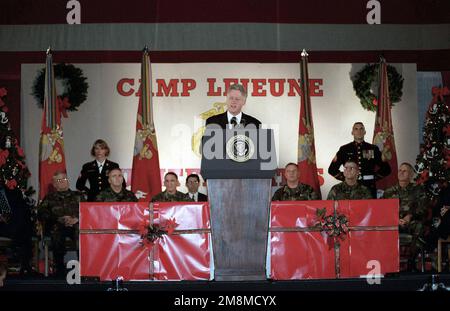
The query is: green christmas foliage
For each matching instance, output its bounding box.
[414,88,450,198]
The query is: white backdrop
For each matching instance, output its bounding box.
[21,63,419,199]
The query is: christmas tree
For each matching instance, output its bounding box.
[0,87,32,195]
[414,86,450,198]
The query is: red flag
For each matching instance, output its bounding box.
[297,50,321,198]
[39,49,67,199]
[131,48,162,201]
[373,58,398,190]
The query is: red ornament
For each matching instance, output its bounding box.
[6,179,17,190]
[17,147,25,157]
[0,150,9,166]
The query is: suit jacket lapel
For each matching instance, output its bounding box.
[221,112,228,128]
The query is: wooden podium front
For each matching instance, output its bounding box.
[201,127,276,281]
[208,179,271,281]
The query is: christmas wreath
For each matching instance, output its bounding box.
[32,63,88,111]
[352,63,404,111]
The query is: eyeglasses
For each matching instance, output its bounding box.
[55,177,68,183]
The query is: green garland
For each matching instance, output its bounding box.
[352,63,404,112]
[32,63,88,111]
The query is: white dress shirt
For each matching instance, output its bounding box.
[227,111,242,129]
[96,160,106,173]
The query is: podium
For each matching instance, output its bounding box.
[201,126,276,280]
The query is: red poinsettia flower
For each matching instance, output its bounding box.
[6,179,17,190]
[16,147,25,157]
[417,170,429,184]
[372,98,378,106]
[444,124,450,135]
[165,217,179,235]
[0,149,9,166]
[138,219,150,236]
[0,88,7,97]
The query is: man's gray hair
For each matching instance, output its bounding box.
[227,83,247,98]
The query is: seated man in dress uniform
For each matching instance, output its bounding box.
[37,171,86,276]
[151,172,193,202]
[327,160,372,200]
[272,163,319,201]
[95,168,138,202]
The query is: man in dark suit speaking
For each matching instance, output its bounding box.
[205,84,261,129]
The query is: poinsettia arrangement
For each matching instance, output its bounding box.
[138,217,178,247]
[315,208,349,246]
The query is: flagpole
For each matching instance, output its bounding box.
[131,46,162,201]
[300,49,311,126]
[297,49,321,198]
[39,47,67,199]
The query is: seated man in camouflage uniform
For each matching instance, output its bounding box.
[272,163,319,201]
[327,160,372,200]
[96,168,138,202]
[151,172,193,202]
[37,171,86,276]
[382,162,428,270]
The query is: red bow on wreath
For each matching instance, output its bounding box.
[432,86,450,103]
[57,96,71,119]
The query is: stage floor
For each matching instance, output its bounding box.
[1,272,450,291]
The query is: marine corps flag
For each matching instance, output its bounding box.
[39,48,67,199]
[372,58,398,190]
[297,50,321,198]
[131,47,162,201]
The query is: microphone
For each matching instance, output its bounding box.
[230,116,238,128]
[240,117,247,127]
